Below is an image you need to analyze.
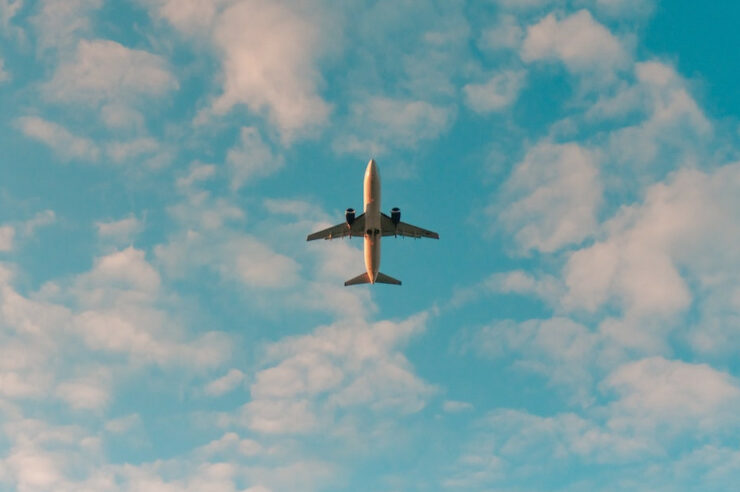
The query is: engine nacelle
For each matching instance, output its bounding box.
[345,208,356,226]
[390,207,401,225]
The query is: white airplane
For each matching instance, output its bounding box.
[307,159,439,286]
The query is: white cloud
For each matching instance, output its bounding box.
[79,247,160,295]
[106,137,171,168]
[1,0,24,30]
[469,318,602,403]
[195,432,262,458]
[605,61,712,171]
[493,141,602,253]
[445,408,654,488]
[564,163,740,326]
[0,371,51,399]
[96,216,143,243]
[176,162,217,190]
[485,270,563,306]
[68,247,231,368]
[521,10,629,74]
[55,376,110,411]
[157,229,299,290]
[250,353,342,401]
[104,414,142,434]
[21,210,56,237]
[494,0,559,10]
[227,127,284,190]
[166,192,244,231]
[148,0,224,33]
[0,226,14,252]
[30,0,103,51]
[229,237,300,289]
[443,400,473,413]
[206,0,331,141]
[241,399,319,434]
[4,447,66,490]
[479,15,524,52]
[44,39,177,106]
[0,56,8,82]
[464,70,525,113]
[16,116,100,162]
[100,103,145,130]
[603,357,740,432]
[336,97,453,154]
[72,308,228,370]
[402,9,471,99]
[446,269,562,309]
[204,369,245,397]
[240,313,435,435]
[146,0,334,141]
[157,181,301,290]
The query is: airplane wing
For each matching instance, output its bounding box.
[381,213,439,239]
[307,214,366,241]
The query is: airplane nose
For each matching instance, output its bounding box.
[367,158,376,172]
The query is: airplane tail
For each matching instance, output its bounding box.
[376,272,402,285]
[344,273,371,286]
[344,272,402,286]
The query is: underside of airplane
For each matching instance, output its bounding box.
[307,159,439,286]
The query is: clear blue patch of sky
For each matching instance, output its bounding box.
[644,1,740,119]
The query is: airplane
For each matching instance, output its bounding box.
[307,159,439,286]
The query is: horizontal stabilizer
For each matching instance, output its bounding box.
[376,272,402,285]
[344,272,402,286]
[344,272,371,286]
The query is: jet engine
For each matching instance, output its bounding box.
[390,207,401,225]
[345,208,356,226]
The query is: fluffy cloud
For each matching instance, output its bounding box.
[153,0,333,141]
[55,376,110,411]
[463,70,525,113]
[447,356,740,489]
[469,317,602,404]
[335,97,453,155]
[20,210,56,237]
[96,216,143,244]
[0,0,23,30]
[521,10,629,74]
[67,247,231,368]
[605,61,712,174]
[442,400,473,413]
[210,0,331,141]
[15,116,100,162]
[0,56,8,82]
[445,408,654,489]
[603,357,740,432]
[157,231,300,290]
[493,141,602,253]
[0,226,14,252]
[44,39,178,106]
[227,126,284,190]
[564,163,740,326]
[494,0,560,10]
[478,15,524,52]
[106,137,171,168]
[239,313,435,435]
[204,369,245,397]
[30,0,103,51]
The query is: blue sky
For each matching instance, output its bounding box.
[2,0,740,490]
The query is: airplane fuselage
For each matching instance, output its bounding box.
[363,159,381,283]
[306,158,438,285]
